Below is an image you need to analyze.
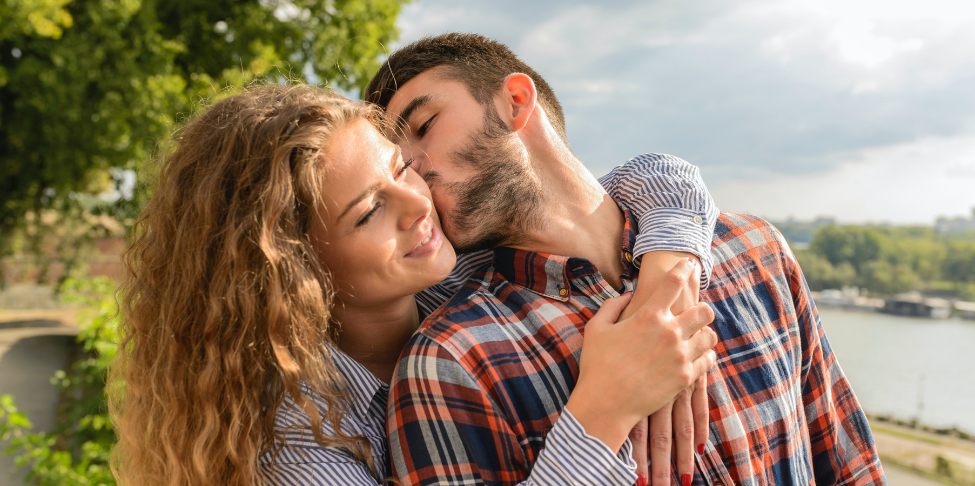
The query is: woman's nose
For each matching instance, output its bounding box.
[396,184,433,232]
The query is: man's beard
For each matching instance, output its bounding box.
[439,107,544,253]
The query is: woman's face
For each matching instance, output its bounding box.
[311,119,457,308]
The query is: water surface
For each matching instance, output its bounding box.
[819,308,975,433]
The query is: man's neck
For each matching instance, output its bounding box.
[332,295,419,385]
[507,148,626,289]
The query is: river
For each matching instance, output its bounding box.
[818,308,975,434]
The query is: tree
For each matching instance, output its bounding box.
[0,0,406,280]
[793,249,856,291]
[809,225,887,275]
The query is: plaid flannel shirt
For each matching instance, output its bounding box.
[258,154,718,486]
[387,212,886,486]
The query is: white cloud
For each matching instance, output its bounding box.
[710,132,975,224]
[827,19,923,69]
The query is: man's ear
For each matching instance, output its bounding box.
[500,73,536,132]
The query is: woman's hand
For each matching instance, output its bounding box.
[622,251,711,486]
[565,258,717,454]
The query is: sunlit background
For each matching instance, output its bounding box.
[393,0,975,224]
[2,1,974,484]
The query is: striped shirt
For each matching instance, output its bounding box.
[258,153,719,485]
[387,213,886,486]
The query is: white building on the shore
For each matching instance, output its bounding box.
[935,208,975,234]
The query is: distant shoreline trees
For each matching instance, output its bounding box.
[792,224,975,300]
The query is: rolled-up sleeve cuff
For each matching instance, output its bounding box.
[531,408,637,485]
[634,207,715,290]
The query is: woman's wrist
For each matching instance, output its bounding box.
[565,391,640,453]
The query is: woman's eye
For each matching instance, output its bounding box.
[356,203,382,227]
[396,158,414,178]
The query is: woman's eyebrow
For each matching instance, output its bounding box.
[337,147,402,222]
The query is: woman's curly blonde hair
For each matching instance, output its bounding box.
[111,84,380,485]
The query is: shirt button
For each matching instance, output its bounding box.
[624,251,633,263]
[696,243,706,253]
[558,287,569,297]
[693,215,704,224]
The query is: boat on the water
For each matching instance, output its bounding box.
[955,301,975,320]
[881,292,952,319]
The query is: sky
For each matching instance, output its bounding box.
[389,0,975,225]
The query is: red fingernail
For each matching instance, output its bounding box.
[682,473,692,486]
[635,474,648,486]
[697,443,705,455]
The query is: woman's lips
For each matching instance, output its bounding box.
[405,224,443,258]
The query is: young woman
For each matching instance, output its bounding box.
[111,84,717,486]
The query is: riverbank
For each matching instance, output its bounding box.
[870,415,975,485]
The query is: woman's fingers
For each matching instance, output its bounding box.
[692,350,718,385]
[589,292,633,328]
[672,389,694,486]
[649,401,674,486]
[692,376,709,457]
[629,417,649,486]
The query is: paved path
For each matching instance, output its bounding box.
[872,420,975,485]
[0,310,80,486]
[884,464,948,486]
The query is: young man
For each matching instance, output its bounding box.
[366,34,885,486]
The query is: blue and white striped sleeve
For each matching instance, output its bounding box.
[523,408,638,485]
[259,460,381,485]
[598,153,718,289]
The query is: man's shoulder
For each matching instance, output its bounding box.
[705,213,799,292]
[408,263,515,355]
[711,213,793,260]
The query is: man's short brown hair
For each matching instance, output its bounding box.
[364,33,567,142]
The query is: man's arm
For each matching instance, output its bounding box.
[598,153,718,288]
[600,153,718,486]
[415,153,718,320]
[387,334,638,486]
[778,229,886,485]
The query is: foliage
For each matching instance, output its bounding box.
[0,0,407,284]
[0,277,119,485]
[794,224,975,298]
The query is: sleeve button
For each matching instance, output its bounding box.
[558,287,569,297]
[693,215,704,224]
[624,251,633,263]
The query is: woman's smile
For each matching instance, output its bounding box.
[406,222,442,258]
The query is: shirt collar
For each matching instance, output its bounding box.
[329,346,389,421]
[492,203,640,300]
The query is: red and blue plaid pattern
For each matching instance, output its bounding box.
[387,212,886,486]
